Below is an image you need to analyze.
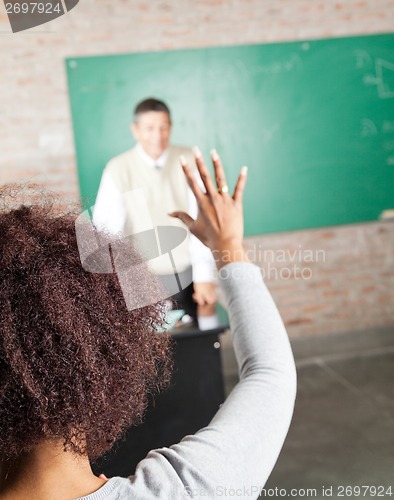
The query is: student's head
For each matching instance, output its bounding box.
[0,186,173,460]
[131,98,172,160]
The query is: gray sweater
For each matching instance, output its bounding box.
[77,262,297,500]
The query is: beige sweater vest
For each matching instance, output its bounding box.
[103,145,196,276]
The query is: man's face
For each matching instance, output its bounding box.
[131,111,171,160]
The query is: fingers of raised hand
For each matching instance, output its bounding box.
[210,149,229,196]
[192,146,217,198]
[179,155,205,204]
[181,148,248,205]
[233,166,248,203]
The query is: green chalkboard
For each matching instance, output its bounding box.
[66,34,394,236]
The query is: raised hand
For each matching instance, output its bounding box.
[169,147,248,270]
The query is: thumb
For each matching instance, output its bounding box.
[168,211,194,229]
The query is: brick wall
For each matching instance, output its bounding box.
[1,0,393,336]
[247,221,394,336]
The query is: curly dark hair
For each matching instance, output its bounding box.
[0,185,173,459]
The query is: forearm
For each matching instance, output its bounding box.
[211,240,249,271]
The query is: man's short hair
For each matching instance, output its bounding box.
[133,98,171,124]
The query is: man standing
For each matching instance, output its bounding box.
[93,98,219,329]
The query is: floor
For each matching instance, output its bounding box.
[220,326,394,500]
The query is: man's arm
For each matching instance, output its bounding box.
[93,170,126,235]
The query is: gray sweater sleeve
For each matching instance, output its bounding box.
[79,262,297,500]
[124,262,297,499]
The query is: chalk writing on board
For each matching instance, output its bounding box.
[386,156,394,165]
[360,118,378,137]
[234,53,303,78]
[362,58,394,99]
[375,59,394,98]
[363,74,379,86]
[354,50,372,69]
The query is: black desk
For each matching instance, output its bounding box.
[91,325,227,478]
